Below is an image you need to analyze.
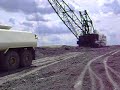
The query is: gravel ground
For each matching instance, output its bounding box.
[0,45,120,90]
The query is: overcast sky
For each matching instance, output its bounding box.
[0,0,120,46]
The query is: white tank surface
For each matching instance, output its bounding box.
[0,25,37,51]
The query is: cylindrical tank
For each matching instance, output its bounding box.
[0,29,37,51]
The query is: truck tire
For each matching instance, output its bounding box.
[1,50,20,71]
[20,49,32,67]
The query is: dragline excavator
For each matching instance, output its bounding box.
[48,0,106,47]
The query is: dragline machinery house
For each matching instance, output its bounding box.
[48,0,106,47]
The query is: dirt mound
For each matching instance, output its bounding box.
[35,45,80,59]
[35,45,115,59]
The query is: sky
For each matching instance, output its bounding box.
[0,0,120,46]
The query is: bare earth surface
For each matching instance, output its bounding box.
[0,45,120,90]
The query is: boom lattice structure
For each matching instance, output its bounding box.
[48,0,106,47]
[48,0,95,38]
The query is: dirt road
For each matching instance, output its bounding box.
[0,46,120,90]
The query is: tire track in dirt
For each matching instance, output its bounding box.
[88,66,104,90]
[103,50,120,90]
[0,52,83,85]
[104,57,119,90]
[74,50,119,90]
[107,66,120,79]
[89,68,96,90]
[33,52,84,65]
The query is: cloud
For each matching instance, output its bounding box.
[9,18,16,24]
[37,34,77,46]
[21,22,33,27]
[0,0,54,14]
[69,0,99,14]
[102,0,120,14]
[26,14,49,22]
[1,0,120,46]
[35,22,71,35]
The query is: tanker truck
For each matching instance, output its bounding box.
[0,25,37,71]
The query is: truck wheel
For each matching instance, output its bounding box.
[20,49,32,67]
[1,51,20,71]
